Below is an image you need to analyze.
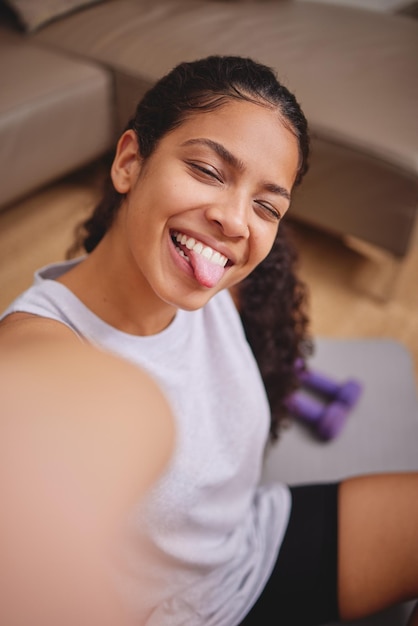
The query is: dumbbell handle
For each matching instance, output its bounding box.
[285,391,351,440]
[298,368,341,395]
[285,392,326,423]
[295,362,363,408]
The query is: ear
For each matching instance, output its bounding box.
[110,130,141,194]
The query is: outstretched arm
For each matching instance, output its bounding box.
[0,316,175,625]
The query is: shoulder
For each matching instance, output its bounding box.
[0,257,87,339]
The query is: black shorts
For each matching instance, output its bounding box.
[240,482,341,626]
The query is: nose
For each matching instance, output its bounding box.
[205,194,250,239]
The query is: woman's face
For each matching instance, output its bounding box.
[111,98,300,312]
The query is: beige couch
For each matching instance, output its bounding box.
[0,0,417,263]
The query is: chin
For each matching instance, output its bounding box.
[163,286,220,312]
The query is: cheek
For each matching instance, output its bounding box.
[251,226,278,265]
[229,226,277,287]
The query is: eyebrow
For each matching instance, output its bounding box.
[181,138,291,201]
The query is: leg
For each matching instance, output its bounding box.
[338,472,418,620]
[241,483,340,626]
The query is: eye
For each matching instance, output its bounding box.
[188,162,223,183]
[254,200,281,222]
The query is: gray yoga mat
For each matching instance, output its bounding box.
[262,337,418,626]
[263,337,418,483]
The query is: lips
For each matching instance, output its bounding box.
[171,230,230,288]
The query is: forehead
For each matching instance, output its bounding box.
[173,99,293,143]
[165,99,300,185]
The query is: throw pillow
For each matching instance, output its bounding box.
[3,0,103,32]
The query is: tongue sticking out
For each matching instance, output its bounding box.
[187,248,226,288]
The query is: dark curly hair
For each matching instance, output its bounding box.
[68,55,312,441]
[238,222,312,441]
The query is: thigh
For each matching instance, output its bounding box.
[338,472,418,621]
[241,482,340,626]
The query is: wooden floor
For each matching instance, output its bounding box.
[1,160,417,385]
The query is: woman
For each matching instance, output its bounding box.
[1,55,417,625]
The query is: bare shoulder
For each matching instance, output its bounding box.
[0,312,80,348]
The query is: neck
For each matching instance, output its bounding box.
[58,235,177,336]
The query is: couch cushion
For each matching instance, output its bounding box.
[0,25,114,209]
[33,0,418,176]
[2,0,103,32]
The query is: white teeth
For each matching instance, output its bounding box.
[178,249,189,262]
[202,246,212,260]
[172,231,228,267]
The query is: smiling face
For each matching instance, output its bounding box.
[109,98,300,316]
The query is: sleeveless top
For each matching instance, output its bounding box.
[1,258,291,626]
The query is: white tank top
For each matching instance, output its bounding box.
[1,259,291,626]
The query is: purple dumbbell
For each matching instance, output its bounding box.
[285,392,351,441]
[295,361,363,409]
